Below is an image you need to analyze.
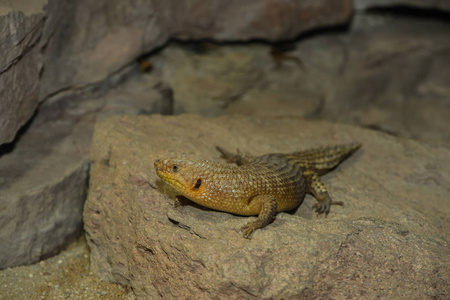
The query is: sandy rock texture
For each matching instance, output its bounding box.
[84,114,449,299]
[0,236,134,300]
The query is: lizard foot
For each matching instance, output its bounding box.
[312,194,343,216]
[174,195,189,207]
[241,220,263,239]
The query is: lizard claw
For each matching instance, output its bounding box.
[241,220,263,239]
[313,194,343,216]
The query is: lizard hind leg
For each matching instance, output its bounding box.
[241,195,277,239]
[308,173,343,216]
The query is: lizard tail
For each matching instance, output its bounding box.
[287,142,361,174]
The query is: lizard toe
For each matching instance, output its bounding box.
[313,195,344,216]
[241,220,263,239]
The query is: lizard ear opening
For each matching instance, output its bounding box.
[194,179,202,189]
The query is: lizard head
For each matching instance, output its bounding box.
[154,157,211,201]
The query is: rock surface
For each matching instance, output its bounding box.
[0,236,134,299]
[0,2,46,144]
[152,16,450,147]
[0,0,351,269]
[0,72,169,269]
[84,114,449,299]
[1,0,351,146]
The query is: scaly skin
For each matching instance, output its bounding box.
[155,143,361,238]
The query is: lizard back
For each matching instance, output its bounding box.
[155,155,306,216]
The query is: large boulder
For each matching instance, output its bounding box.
[84,114,449,299]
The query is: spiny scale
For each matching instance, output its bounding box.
[154,142,361,238]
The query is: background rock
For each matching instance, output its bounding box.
[84,114,449,299]
[1,0,351,146]
[0,4,45,144]
[151,16,450,147]
[0,71,170,269]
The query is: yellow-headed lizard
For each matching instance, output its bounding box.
[155,143,361,238]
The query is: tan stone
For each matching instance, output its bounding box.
[84,114,449,299]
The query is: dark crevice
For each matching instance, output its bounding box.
[0,108,38,157]
[364,5,450,23]
[168,217,191,232]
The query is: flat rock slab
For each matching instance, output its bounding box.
[84,114,449,299]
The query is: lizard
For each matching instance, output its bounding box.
[154,143,361,238]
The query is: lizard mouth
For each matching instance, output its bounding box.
[157,172,185,192]
[154,160,186,193]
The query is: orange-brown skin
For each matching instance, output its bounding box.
[155,143,361,238]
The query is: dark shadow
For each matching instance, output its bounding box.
[0,109,37,157]
[366,5,450,22]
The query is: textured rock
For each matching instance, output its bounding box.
[0,3,45,144]
[39,0,352,98]
[0,0,351,269]
[354,0,450,11]
[152,17,450,146]
[152,43,269,116]
[1,0,351,145]
[0,72,170,269]
[84,114,449,299]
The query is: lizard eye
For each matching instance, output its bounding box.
[194,179,202,189]
[172,165,179,172]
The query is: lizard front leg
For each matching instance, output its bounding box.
[241,195,277,239]
[216,146,254,166]
[307,173,343,215]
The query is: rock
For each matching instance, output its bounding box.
[322,17,450,146]
[354,0,450,12]
[153,17,450,146]
[1,0,351,145]
[84,114,449,299]
[0,72,170,269]
[0,0,351,269]
[0,4,45,144]
[152,43,270,116]
[39,0,352,98]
